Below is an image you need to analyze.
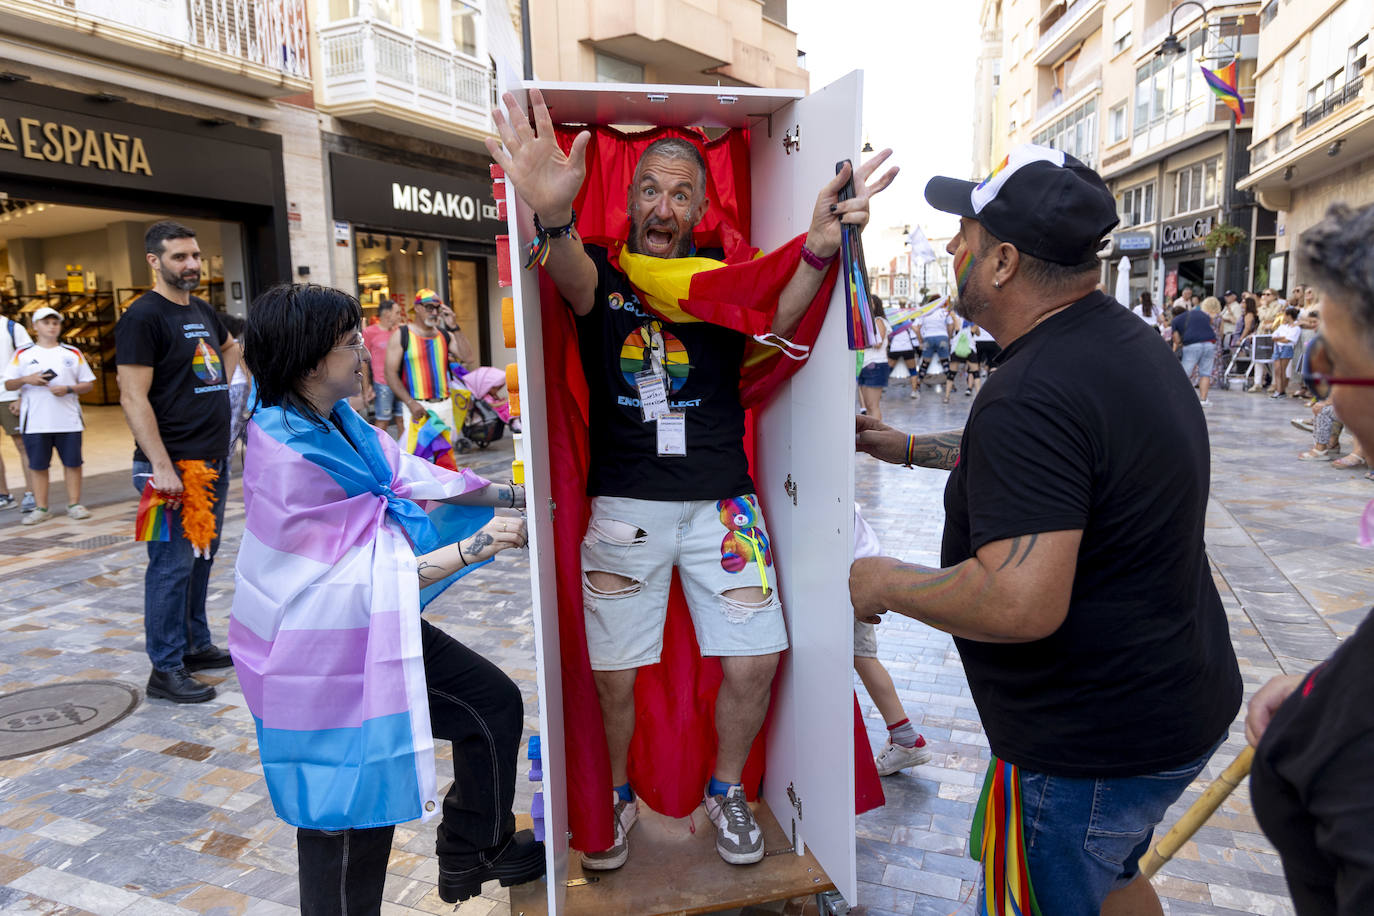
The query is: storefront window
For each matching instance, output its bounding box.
[354,231,442,320]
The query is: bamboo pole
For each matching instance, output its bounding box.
[1138,745,1255,880]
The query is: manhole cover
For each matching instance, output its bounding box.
[0,680,140,759]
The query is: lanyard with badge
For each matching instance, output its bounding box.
[632,321,687,457]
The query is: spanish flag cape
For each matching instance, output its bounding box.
[543,124,884,853]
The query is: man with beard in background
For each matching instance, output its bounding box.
[115,220,239,704]
[487,88,895,871]
[385,288,454,460]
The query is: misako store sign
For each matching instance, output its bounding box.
[0,98,277,206]
[330,153,506,241]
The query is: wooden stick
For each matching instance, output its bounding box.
[1138,745,1255,880]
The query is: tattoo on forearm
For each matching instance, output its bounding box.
[495,485,511,505]
[996,533,1039,571]
[417,560,442,583]
[470,532,494,553]
[908,429,963,470]
[892,562,972,598]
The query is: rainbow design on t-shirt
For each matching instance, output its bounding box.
[619,321,690,394]
[403,332,448,400]
[191,339,222,384]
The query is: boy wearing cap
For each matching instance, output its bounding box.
[851,145,1240,914]
[3,307,95,524]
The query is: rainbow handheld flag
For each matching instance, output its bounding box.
[1200,60,1245,122]
[230,400,494,830]
[842,222,880,350]
[135,481,171,542]
[971,757,1043,916]
[406,409,459,471]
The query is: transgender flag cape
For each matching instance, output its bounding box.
[230,400,494,830]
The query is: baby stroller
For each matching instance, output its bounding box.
[1224,334,1274,392]
[450,371,506,452]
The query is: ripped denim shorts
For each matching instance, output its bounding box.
[580,494,788,671]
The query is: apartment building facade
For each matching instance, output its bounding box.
[1238,0,1372,292]
[975,0,1269,307]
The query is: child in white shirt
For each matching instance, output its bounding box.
[3,307,96,524]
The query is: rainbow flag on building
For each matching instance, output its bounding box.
[229,400,494,830]
[1200,60,1245,122]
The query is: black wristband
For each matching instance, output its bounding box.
[534,210,577,238]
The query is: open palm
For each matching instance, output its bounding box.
[485,88,591,222]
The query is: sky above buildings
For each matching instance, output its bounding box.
[791,0,980,259]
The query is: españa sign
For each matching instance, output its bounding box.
[0,97,277,206]
[0,116,152,175]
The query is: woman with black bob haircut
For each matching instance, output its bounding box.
[231,283,546,910]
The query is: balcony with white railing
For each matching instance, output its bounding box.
[316,17,494,147]
[0,0,310,96]
[1033,0,1104,66]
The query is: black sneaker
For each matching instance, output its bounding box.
[438,829,545,903]
[147,668,216,704]
[184,645,234,671]
[0,493,15,510]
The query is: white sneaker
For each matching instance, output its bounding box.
[580,793,638,871]
[20,507,52,526]
[910,388,920,400]
[66,504,92,520]
[875,738,933,775]
[704,785,764,864]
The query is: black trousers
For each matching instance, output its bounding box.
[297,619,524,915]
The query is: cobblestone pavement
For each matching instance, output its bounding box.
[0,378,1368,915]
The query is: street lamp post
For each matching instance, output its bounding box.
[1157,2,1245,298]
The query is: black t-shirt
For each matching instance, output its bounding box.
[573,244,753,500]
[1251,610,1374,914]
[114,292,231,463]
[940,291,1241,777]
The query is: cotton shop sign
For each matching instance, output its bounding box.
[1160,214,1216,255]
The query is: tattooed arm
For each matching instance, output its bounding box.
[848,529,1081,642]
[855,414,962,470]
[415,513,527,585]
[440,482,526,508]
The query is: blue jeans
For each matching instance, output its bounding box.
[1014,741,1220,913]
[372,381,397,421]
[132,458,229,672]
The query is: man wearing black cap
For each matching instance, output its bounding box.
[850,145,1241,914]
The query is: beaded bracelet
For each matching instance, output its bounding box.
[525,209,578,269]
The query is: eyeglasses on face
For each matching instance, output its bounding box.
[1302,335,1374,399]
[331,333,366,352]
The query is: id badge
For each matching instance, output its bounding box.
[656,413,686,457]
[635,369,671,422]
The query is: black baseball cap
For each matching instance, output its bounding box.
[925,144,1118,265]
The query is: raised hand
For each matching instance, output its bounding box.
[484,88,591,224]
[805,149,899,258]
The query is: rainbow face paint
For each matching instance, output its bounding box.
[954,243,975,297]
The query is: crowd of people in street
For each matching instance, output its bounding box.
[4,107,1374,916]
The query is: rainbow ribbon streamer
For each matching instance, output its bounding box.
[842,223,879,350]
[135,481,171,542]
[885,296,949,335]
[1200,60,1245,122]
[971,757,1043,916]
